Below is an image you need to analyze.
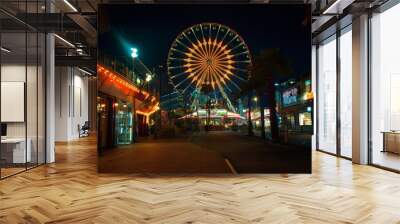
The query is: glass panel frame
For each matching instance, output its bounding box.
[0,1,47,179]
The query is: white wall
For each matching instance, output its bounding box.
[55,67,89,141]
[1,65,41,137]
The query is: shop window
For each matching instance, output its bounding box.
[299,112,312,126]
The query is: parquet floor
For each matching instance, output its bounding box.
[1,136,400,223]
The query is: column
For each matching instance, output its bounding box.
[46,32,55,163]
[352,14,369,164]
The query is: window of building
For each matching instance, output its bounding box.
[370,2,400,171]
[339,26,352,158]
[317,35,337,154]
[299,112,312,126]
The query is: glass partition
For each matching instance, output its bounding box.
[1,31,28,177]
[0,2,46,179]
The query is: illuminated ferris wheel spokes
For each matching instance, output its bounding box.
[167,23,252,112]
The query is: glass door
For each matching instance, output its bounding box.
[115,101,133,145]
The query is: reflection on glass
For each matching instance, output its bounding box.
[317,36,337,154]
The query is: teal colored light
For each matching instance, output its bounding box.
[131,47,138,58]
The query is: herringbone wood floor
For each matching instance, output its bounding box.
[1,136,400,223]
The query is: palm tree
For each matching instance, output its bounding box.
[245,48,292,142]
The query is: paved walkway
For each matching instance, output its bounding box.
[98,137,232,173]
[190,131,311,173]
[99,131,310,173]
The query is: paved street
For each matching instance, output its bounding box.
[190,131,311,173]
[98,137,232,173]
[99,131,311,173]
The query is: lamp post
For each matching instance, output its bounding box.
[131,48,138,80]
[130,47,138,142]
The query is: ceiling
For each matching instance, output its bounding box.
[0,0,391,72]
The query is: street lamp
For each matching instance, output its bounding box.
[130,48,138,58]
[130,47,138,81]
[130,47,139,143]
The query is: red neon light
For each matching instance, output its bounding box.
[98,64,153,98]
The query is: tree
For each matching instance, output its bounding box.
[243,48,292,142]
[238,73,255,136]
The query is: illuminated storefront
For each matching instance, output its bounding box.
[276,79,313,146]
[97,64,159,153]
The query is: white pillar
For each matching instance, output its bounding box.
[46,32,55,163]
[45,0,55,163]
[352,14,369,164]
[54,67,73,141]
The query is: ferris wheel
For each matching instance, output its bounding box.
[167,23,252,112]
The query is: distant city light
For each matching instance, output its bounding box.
[136,78,141,84]
[274,83,279,86]
[307,106,312,112]
[253,97,258,102]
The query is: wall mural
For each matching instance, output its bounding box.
[97,4,312,173]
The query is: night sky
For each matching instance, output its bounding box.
[98,4,311,82]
